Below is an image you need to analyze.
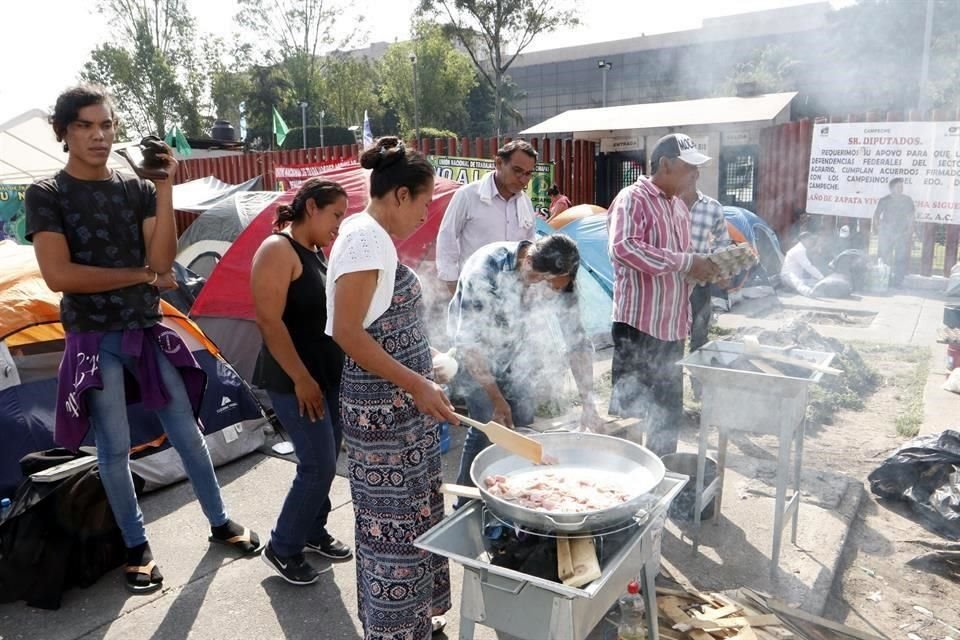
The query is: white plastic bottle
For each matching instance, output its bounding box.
[617,580,647,639]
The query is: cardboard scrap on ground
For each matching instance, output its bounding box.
[654,584,884,640]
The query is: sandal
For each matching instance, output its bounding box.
[125,559,163,594]
[208,524,265,556]
[431,615,447,635]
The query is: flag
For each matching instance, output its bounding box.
[362,110,373,150]
[272,107,289,147]
[239,102,247,141]
[164,126,192,157]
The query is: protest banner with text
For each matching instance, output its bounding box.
[428,155,555,216]
[806,122,960,224]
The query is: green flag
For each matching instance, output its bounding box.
[272,107,289,147]
[164,126,192,157]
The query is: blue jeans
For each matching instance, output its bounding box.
[453,371,534,508]
[87,331,228,548]
[268,387,342,558]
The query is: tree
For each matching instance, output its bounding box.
[418,0,578,136]
[378,22,477,138]
[719,45,798,97]
[242,65,295,149]
[81,0,205,137]
[321,54,379,128]
[235,0,363,116]
[825,0,960,112]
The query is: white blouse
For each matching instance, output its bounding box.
[325,212,398,334]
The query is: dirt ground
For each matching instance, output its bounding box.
[798,344,960,638]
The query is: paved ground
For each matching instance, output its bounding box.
[1,287,956,640]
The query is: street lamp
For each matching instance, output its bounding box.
[409,52,420,146]
[319,109,326,149]
[299,101,308,149]
[598,60,613,108]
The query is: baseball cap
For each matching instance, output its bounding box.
[649,133,711,170]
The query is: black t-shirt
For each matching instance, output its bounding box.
[24,170,161,332]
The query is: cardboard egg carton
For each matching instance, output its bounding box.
[687,243,759,286]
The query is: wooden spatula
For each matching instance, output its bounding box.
[742,336,841,375]
[452,412,545,464]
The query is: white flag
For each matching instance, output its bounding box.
[362,110,373,150]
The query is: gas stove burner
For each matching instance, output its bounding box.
[480,504,649,540]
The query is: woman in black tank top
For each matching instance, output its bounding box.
[250,178,353,584]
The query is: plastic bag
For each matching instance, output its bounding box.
[945,368,960,395]
[868,430,960,540]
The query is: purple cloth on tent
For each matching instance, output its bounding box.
[56,326,207,451]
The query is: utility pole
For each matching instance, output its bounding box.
[299,102,308,149]
[410,52,420,146]
[598,60,613,108]
[918,0,935,114]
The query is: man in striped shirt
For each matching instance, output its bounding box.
[607,134,719,456]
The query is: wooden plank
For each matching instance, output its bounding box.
[659,597,716,640]
[687,614,781,630]
[696,604,740,621]
[556,536,574,583]
[564,537,601,588]
[655,587,702,601]
[764,598,884,640]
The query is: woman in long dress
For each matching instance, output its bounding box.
[327,137,458,639]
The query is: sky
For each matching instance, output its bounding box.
[0,0,854,125]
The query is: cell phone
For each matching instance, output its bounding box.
[117,141,170,180]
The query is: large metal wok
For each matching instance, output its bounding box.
[470,431,665,534]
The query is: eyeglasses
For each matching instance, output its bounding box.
[506,163,535,179]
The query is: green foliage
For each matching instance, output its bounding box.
[242,65,296,150]
[235,0,363,111]
[719,45,798,96]
[321,54,380,128]
[280,126,357,149]
[81,0,205,138]
[412,126,460,141]
[378,22,477,137]
[826,0,960,111]
[418,0,578,135]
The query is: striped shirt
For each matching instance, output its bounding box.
[689,191,731,254]
[607,177,694,342]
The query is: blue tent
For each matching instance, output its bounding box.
[723,206,784,280]
[536,217,613,337]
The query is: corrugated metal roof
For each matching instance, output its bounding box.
[520,92,797,136]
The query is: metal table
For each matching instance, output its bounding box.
[415,472,687,640]
[679,340,834,576]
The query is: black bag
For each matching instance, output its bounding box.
[868,430,960,540]
[0,450,143,609]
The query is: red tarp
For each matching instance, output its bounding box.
[190,163,461,320]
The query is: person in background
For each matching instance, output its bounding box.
[448,235,602,506]
[328,137,457,639]
[547,184,572,219]
[26,85,261,595]
[435,140,538,293]
[872,178,915,287]
[780,232,825,297]
[251,178,353,586]
[607,133,719,457]
[680,183,731,357]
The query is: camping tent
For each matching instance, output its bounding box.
[0,241,265,498]
[189,163,463,380]
[176,191,284,278]
[0,110,130,184]
[173,175,264,213]
[723,206,784,285]
[535,214,613,339]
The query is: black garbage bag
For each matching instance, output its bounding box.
[868,430,960,540]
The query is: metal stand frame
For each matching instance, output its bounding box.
[692,416,806,577]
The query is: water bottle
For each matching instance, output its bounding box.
[0,497,11,521]
[617,580,647,639]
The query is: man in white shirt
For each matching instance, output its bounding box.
[436,140,538,293]
[780,232,825,297]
